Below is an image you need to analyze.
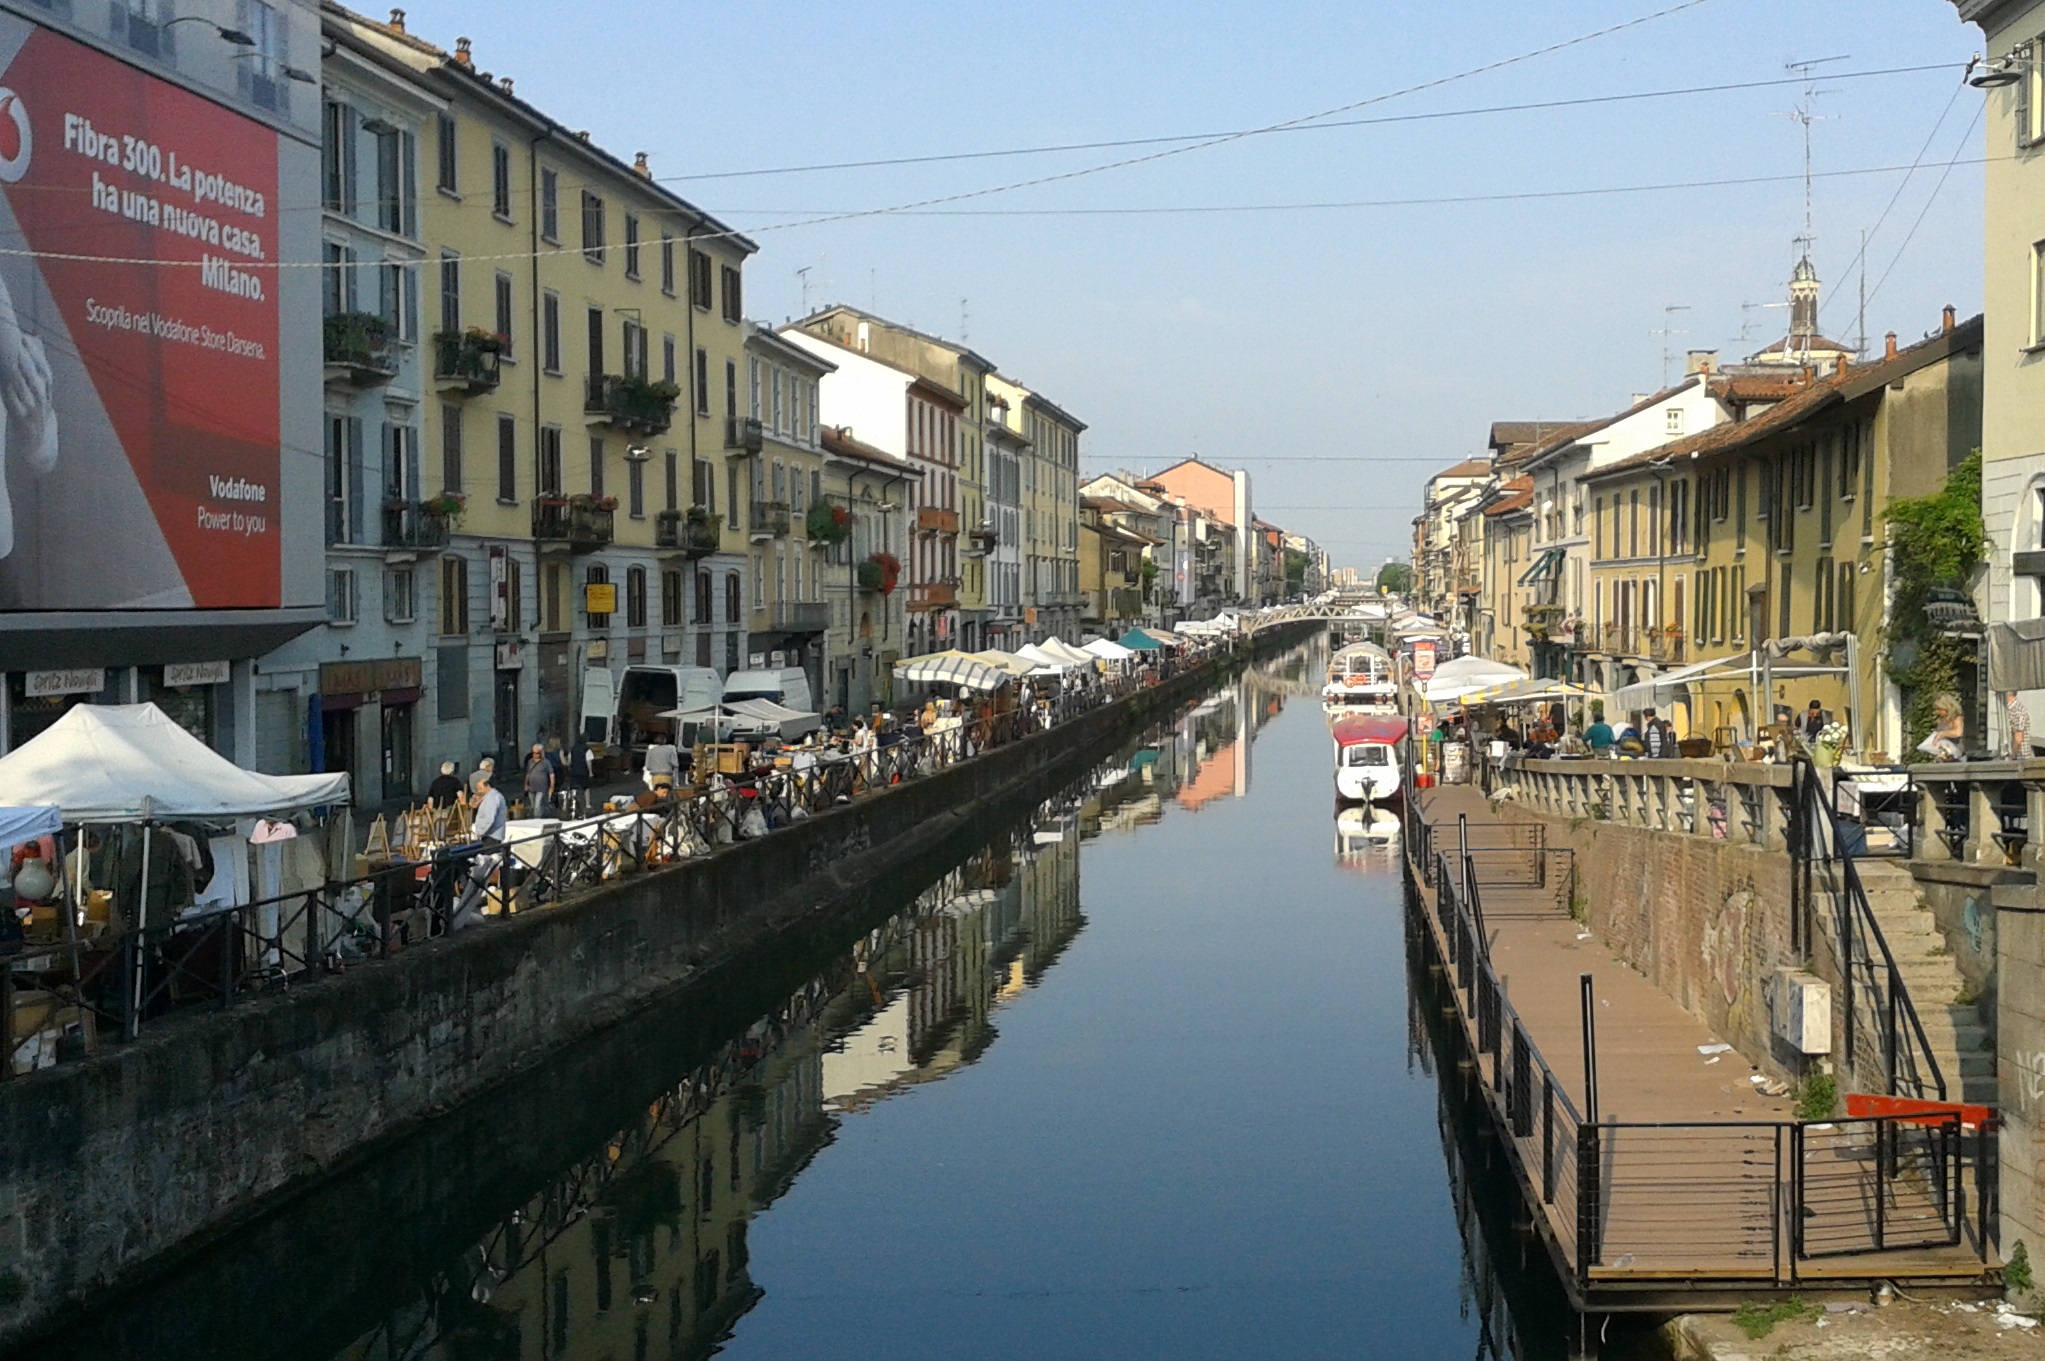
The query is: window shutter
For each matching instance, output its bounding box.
[2021,44,2036,149]
[347,417,366,545]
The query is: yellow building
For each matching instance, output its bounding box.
[1476,476,1534,671]
[335,9,756,757]
[1080,499,1150,631]
[987,376,1084,642]
[1581,315,1982,751]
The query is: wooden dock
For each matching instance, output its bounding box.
[1407,785,1999,1310]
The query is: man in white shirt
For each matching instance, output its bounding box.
[450,769,508,932]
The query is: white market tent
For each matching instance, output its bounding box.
[0,703,348,821]
[1015,643,1071,673]
[1422,655,1529,705]
[893,652,1015,693]
[1083,638,1136,662]
[971,650,1040,678]
[1039,638,1099,668]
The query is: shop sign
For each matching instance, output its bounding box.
[1412,640,1438,681]
[164,660,229,688]
[584,583,617,615]
[319,658,421,697]
[494,640,524,670]
[24,668,103,698]
[659,633,682,658]
[586,639,608,661]
[1024,608,1038,626]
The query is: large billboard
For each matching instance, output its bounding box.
[0,15,281,610]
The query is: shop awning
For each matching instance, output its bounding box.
[1990,620,2045,692]
[893,652,1015,692]
[1517,549,1565,587]
[1422,655,1528,703]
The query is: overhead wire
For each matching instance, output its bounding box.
[1865,99,1985,310]
[667,63,1957,183]
[1818,74,1969,328]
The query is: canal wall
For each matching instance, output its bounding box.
[0,621,1319,1347]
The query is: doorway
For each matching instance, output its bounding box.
[381,703,415,802]
[320,707,358,792]
[494,671,521,771]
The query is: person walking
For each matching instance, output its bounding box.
[1641,707,1676,760]
[523,743,556,817]
[565,735,593,817]
[450,767,508,932]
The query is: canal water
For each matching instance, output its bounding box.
[30,641,1669,1360]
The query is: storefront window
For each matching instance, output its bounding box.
[140,668,219,750]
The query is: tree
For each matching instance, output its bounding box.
[1283,548,1308,595]
[1376,562,1412,595]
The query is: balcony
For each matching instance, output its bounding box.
[584,374,678,436]
[917,506,960,536]
[724,415,764,454]
[533,496,615,552]
[909,580,958,612]
[748,499,791,541]
[965,522,998,557]
[655,507,722,558]
[433,330,503,395]
[770,601,830,633]
[323,312,396,388]
[381,499,453,552]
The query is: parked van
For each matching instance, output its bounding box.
[615,666,723,763]
[720,667,820,741]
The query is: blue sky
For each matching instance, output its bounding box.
[420,0,1985,570]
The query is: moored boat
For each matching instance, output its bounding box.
[1322,640,1397,710]
[1332,713,1409,804]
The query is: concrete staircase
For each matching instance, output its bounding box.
[1849,860,1996,1105]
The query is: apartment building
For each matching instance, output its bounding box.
[819,426,916,715]
[742,326,833,695]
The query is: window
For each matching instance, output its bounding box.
[502,556,524,633]
[493,272,514,358]
[240,1,290,112]
[622,320,647,379]
[1627,488,1639,558]
[541,291,561,373]
[438,252,460,337]
[327,413,364,545]
[694,349,710,416]
[589,436,605,497]
[1814,555,1835,633]
[1820,440,1834,545]
[726,464,740,530]
[581,192,605,263]
[585,564,611,629]
[661,234,676,295]
[440,405,463,492]
[1666,407,1684,435]
[661,568,683,627]
[1736,463,1747,548]
[695,571,712,624]
[380,261,416,341]
[372,125,416,237]
[1840,424,1861,499]
[628,454,645,518]
[2020,41,2042,149]
[440,555,470,635]
[721,264,742,322]
[327,568,358,624]
[626,566,647,629]
[386,565,415,625]
[689,249,712,309]
[586,307,605,377]
[624,215,641,280]
[664,450,679,512]
[1838,560,1856,633]
[538,426,562,496]
[726,573,742,623]
[496,415,517,502]
[2032,239,2045,347]
[435,113,457,194]
[542,561,565,633]
[692,455,716,512]
[322,101,356,213]
[491,142,512,220]
[539,167,559,242]
[663,336,677,387]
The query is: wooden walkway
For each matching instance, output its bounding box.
[1409,785,1998,1310]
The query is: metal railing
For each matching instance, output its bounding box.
[1407,761,1990,1286]
[3,646,1221,1079]
[1789,757,1947,1102]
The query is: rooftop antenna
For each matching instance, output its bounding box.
[1856,228,1868,360]
[1781,55,1847,245]
[795,265,813,316]
[1739,299,1789,345]
[1653,304,1691,386]
[960,297,969,344]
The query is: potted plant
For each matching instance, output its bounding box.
[421,490,466,522]
[570,493,619,513]
[859,551,900,594]
[805,500,852,545]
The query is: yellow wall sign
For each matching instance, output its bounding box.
[584,582,618,614]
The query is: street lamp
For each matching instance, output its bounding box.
[164,15,257,46]
[1967,52,2028,89]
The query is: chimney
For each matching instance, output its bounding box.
[453,37,472,67]
[1685,349,1719,376]
[633,152,651,179]
[577,130,591,142]
[1836,354,1851,376]
[498,76,513,94]
[388,8,405,30]
[1943,304,1957,334]
[1885,331,1898,360]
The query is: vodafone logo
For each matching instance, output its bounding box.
[0,90,29,182]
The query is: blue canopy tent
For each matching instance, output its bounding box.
[1118,628,1167,652]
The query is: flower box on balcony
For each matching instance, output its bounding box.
[433,329,504,394]
[585,374,679,436]
[323,311,395,387]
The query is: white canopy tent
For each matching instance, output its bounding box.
[0,703,349,821]
[1037,638,1099,668]
[1422,656,1529,704]
[1613,636,1860,726]
[893,652,1015,693]
[970,650,1039,678]
[1083,638,1136,662]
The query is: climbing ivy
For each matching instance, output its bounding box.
[1883,452,1987,755]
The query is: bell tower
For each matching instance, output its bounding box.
[1788,247,1819,356]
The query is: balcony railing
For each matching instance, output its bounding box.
[965,522,998,556]
[584,374,677,436]
[909,580,958,611]
[323,312,396,387]
[533,498,615,552]
[917,506,960,536]
[724,415,763,453]
[381,500,452,551]
[655,508,721,558]
[433,331,503,395]
[749,499,791,540]
[771,601,830,633]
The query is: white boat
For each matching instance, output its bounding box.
[1335,805,1403,863]
[1322,641,1397,709]
[1332,714,1409,804]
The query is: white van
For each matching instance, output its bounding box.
[720,667,820,741]
[616,666,724,762]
